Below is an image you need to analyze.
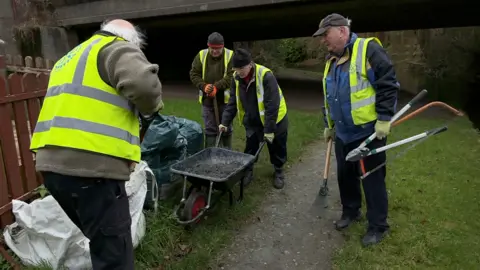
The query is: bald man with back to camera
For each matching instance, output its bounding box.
[30,19,163,269]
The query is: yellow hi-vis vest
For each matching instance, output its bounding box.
[30,34,141,162]
[198,48,233,104]
[322,37,381,129]
[234,64,287,126]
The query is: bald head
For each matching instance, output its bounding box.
[100,19,146,48]
[108,19,135,29]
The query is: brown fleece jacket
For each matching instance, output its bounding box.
[189,48,234,107]
[34,34,163,181]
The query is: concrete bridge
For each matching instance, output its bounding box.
[56,0,477,40]
[52,0,474,81]
[1,0,478,81]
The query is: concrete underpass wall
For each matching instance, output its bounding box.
[359,31,424,95]
[141,28,235,83]
[75,23,240,83]
[0,0,19,55]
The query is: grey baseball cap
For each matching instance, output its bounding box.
[312,13,350,37]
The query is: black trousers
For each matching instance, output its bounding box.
[244,129,288,170]
[335,136,389,231]
[42,172,134,270]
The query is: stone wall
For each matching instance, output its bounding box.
[359,31,426,95]
[0,0,20,56]
[39,27,78,61]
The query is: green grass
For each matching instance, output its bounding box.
[332,116,480,270]
[0,97,324,270]
[3,99,479,270]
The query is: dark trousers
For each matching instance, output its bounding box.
[244,129,288,170]
[335,136,389,231]
[202,104,232,136]
[42,172,134,270]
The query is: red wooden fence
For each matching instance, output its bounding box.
[0,54,52,269]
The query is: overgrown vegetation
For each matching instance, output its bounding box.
[415,28,480,129]
[12,0,56,57]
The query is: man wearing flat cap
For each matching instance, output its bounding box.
[190,32,234,149]
[314,13,399,246]
[219,48,289,189]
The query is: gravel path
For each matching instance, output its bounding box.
[211,140,344,270]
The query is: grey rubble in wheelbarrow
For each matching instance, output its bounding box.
[171,147,256,182]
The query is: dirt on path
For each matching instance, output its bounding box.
[211,141,344,270]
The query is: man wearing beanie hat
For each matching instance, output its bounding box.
[314,13,399,246]
[219,48,289,189]
[190,32,234,149]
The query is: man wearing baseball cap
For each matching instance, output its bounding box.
[219,48,289,190]
[314,13,399,246]
[189,32,234,149]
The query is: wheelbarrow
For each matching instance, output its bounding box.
[171,131,266,228]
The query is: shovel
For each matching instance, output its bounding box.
[318,138,333,208]
[210,85,222,147]
[310,106,335,213]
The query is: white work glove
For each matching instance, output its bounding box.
[264,133,274,144]
[323,128,334,143]
[219,124,228,132]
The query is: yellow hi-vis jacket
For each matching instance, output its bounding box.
[322,37,381,129]
[198,48,233,104]
[30,34,141,162]
[234,64,287,126]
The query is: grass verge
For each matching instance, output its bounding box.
[0,97,323,270]
[332,116,480,269]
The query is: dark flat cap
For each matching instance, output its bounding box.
[313,13,350,37]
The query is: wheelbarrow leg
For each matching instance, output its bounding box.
[229,191,234,206]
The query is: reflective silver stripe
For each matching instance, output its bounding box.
[49,37,136,113]
[256,65,284,102]
[224,49,232,76]
[200,49,208,79]
[224,49,233,95]
[351,79,370,93]
[73,38,101,84]
[37,37,140,145]
[350,38,376,110]
[351,95,375,110]
[34,116,140,145]
[199,49,209,99]
[200,49,208,64]
[46,84,134,112]
[256,65,266,103]
[351,38,374,93]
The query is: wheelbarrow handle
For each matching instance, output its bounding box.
[252,141,267,163]
[215,130,224,147]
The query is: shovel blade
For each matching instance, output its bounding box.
[308,183,329,217]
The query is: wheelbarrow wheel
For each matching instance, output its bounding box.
[182,189,207,229]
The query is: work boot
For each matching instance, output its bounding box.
[242,169,253,187]
[204,135,217,148]
[221,134,232,150]
[334,212,362,231]
[361,228,389,247]
[273,166,285,189]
